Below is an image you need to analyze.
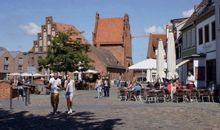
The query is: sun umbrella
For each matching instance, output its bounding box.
[156,39,166,81]
[73,71,79,74]
[167,30,176,80]
[21,72,32,77]
[8,72,21,76]
[84,69,98,74]
[33,73,44,77]
[128,58,157,70]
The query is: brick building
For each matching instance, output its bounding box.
[93,13,133,80]
[88,46,125,79]
[0,47,29,80]
[147,33,167,59]
[29,16,88,74]
[0,80,11,101]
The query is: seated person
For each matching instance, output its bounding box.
[132,83,142,95]
[131,83,142,101]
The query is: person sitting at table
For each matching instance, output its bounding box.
[127,81,134,89]
[126,81,134,100]
[132,82,142,101]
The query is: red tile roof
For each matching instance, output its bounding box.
[55,22,87,44]
[55,23,78,32]
[95,18,124,44]
[147,33,167,59]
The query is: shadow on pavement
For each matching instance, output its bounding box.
[0,108,124,130]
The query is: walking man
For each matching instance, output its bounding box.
[49,73,61,114]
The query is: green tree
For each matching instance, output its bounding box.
[38,30,92,73]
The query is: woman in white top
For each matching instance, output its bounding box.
[64,72,76,114]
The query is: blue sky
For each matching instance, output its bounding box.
[0,0,201,63]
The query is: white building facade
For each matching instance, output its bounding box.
[214,0,220,89]
[196,14,216,87]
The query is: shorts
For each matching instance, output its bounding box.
[65,91,73,99]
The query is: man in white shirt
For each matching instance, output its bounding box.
[186,71,195,90]
[49,73,61,114]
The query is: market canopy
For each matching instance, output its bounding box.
[21,72,32,77]
[128,58,166,70]
[8,72,21,76]
[84,69,99,74]
[33,73,45,77]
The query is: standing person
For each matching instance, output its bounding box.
[95,75,103,98]
[186,71,195,91]
[64,73,76,114]
[49,73,61,114]
[17,79,24,101]
[103,77,110,97]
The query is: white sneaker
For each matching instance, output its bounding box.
[67,109,72,114]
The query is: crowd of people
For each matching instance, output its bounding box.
[9,70,207,114]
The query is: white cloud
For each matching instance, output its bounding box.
[144,25,165,34]
[182,8,194,17]
[20,22,41,36]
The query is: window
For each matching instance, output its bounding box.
[198,28,203,45]
[182,33,187,49]
[187,30,192,47]
[211,21,216,41]
[18,57,23,65]
[4,57,8,62]
[4,57,9,64]
[4,65,8,70]
[39,47,43,52]
[205,24,209,43]
[192,28,196,46]
[18,65,23,71]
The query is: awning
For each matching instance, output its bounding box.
[176,59,191,69]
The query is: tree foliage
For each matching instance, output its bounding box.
[38,29,92,73]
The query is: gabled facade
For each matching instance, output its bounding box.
[214,0,220,88]
[0,47,28,79]
[180,0,215,87]
[29,16,87,74]
[196,1,215,87]
[88,46,125,79]
[93,13,132,80]
[170,18,188,81]
[147,33,167,59]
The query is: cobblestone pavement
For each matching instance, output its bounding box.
[1,87,220,130]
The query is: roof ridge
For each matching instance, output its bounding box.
[54,22,74,26]
[99,17,124,20]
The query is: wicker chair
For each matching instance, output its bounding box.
[199,89,211,102]
[189,89,198,102]
[119,89,127,101]
[156,90,165,103]
[174,90,184,103]
[146,90,157,103]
